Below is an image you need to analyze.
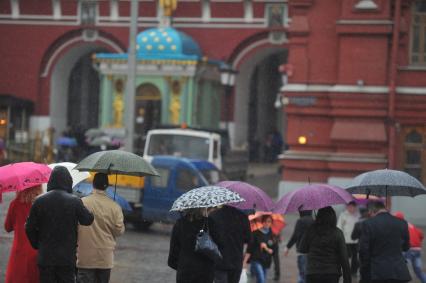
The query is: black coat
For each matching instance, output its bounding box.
[210,206,251,271]
[25,166,94,267]
[359,212,411,282]
[247,229,274,269]
[286,214,314,252]
[168,216,223,283]
[299,225,351,283]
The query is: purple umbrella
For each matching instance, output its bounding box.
[274,184,354,214]
[216,181,275,211]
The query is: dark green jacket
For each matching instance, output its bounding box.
[299,225,351,283]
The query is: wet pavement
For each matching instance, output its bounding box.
[1,163,425,282]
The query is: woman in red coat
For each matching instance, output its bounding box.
[4,185,42,283]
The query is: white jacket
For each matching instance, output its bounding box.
[337,210,360,244]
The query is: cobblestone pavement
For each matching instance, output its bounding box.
[1,163,424,282]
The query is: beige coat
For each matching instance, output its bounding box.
[77,189,125,269]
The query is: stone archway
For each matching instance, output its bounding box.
[41,31,125,140]
[231,45,288,162]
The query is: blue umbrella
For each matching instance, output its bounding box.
[73,182,132,211]
[57,137,78,147]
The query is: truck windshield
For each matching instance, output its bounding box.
[200,169,227,185]
[147,134,210,160]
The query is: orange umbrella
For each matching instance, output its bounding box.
[248,211,286,235]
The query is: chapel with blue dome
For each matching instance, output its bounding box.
[93,26,225,153]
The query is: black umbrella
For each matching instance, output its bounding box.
[346,169,426,197]
[75,150,159,177]
[75,150,159,200]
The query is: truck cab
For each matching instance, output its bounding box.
[143,128,223,169]
[143,128,248,180]
[118,156,226,229]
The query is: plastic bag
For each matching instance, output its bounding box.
[239,268,248,283]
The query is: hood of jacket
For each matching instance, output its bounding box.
[47,165,73,193]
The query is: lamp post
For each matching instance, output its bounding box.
[124,0,139,152]
[219,64,237,131]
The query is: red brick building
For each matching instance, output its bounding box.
[0,0,425,220]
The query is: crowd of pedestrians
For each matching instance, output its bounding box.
[3,168,426,283]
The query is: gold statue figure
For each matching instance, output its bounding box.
[113,80,125,127]
[160,0,177,17]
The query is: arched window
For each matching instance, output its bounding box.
[405,130,422,143]
[411,0,426,64]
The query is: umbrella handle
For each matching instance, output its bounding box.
[114,173,117,201]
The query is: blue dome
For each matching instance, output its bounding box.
[136,27,201,60]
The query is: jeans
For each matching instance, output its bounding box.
[77,268,111,283]
[297,254,307,283]
[405,249,426,283]
[251,261,267,283]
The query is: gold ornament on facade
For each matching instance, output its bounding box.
[159,0,177,17]
[113,80,125,128]
[166,77,188,125]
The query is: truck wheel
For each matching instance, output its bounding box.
[133,220,153,231]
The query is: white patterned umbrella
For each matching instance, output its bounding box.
[170,186,245,212]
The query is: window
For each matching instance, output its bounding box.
[402,128,426,183]
[151,167,170,188]
[411,0,426,64]
[80,0,97,26]
[176,168,199,192]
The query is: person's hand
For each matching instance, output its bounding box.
[267,248,273,255]
[284,247,289,256]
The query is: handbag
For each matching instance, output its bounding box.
[194,219,222,262]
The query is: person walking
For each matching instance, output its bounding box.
[351,207,369,242]
[359,201,411,283]
[394,211,426,283]
[284,210,314,283]
[337,201,361,276]
[244,215,275,283]
[299,206,351,283]
[4,185,42,283]
[25,166,94,283]
[77,173,125,283]
[168,208,222,283]
[210,206,251,283]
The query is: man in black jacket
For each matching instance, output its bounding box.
[26,166,94,283]
[284,210,314,283]
[211,206,251,283]
[359,201,411,283]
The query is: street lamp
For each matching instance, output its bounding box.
[219,64,237,131]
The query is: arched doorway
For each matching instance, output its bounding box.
[134,83,162,154]
[46,31,125,141]
[232,46,288,162]
[67,50,106,130]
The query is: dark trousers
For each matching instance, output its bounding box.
[347,243,359,274]
[306,274,340,283]
[77,268,111,283]
[39,265,76,283]
[272,243,280,278]
[371,280,409,283]
[214,269,242,283]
